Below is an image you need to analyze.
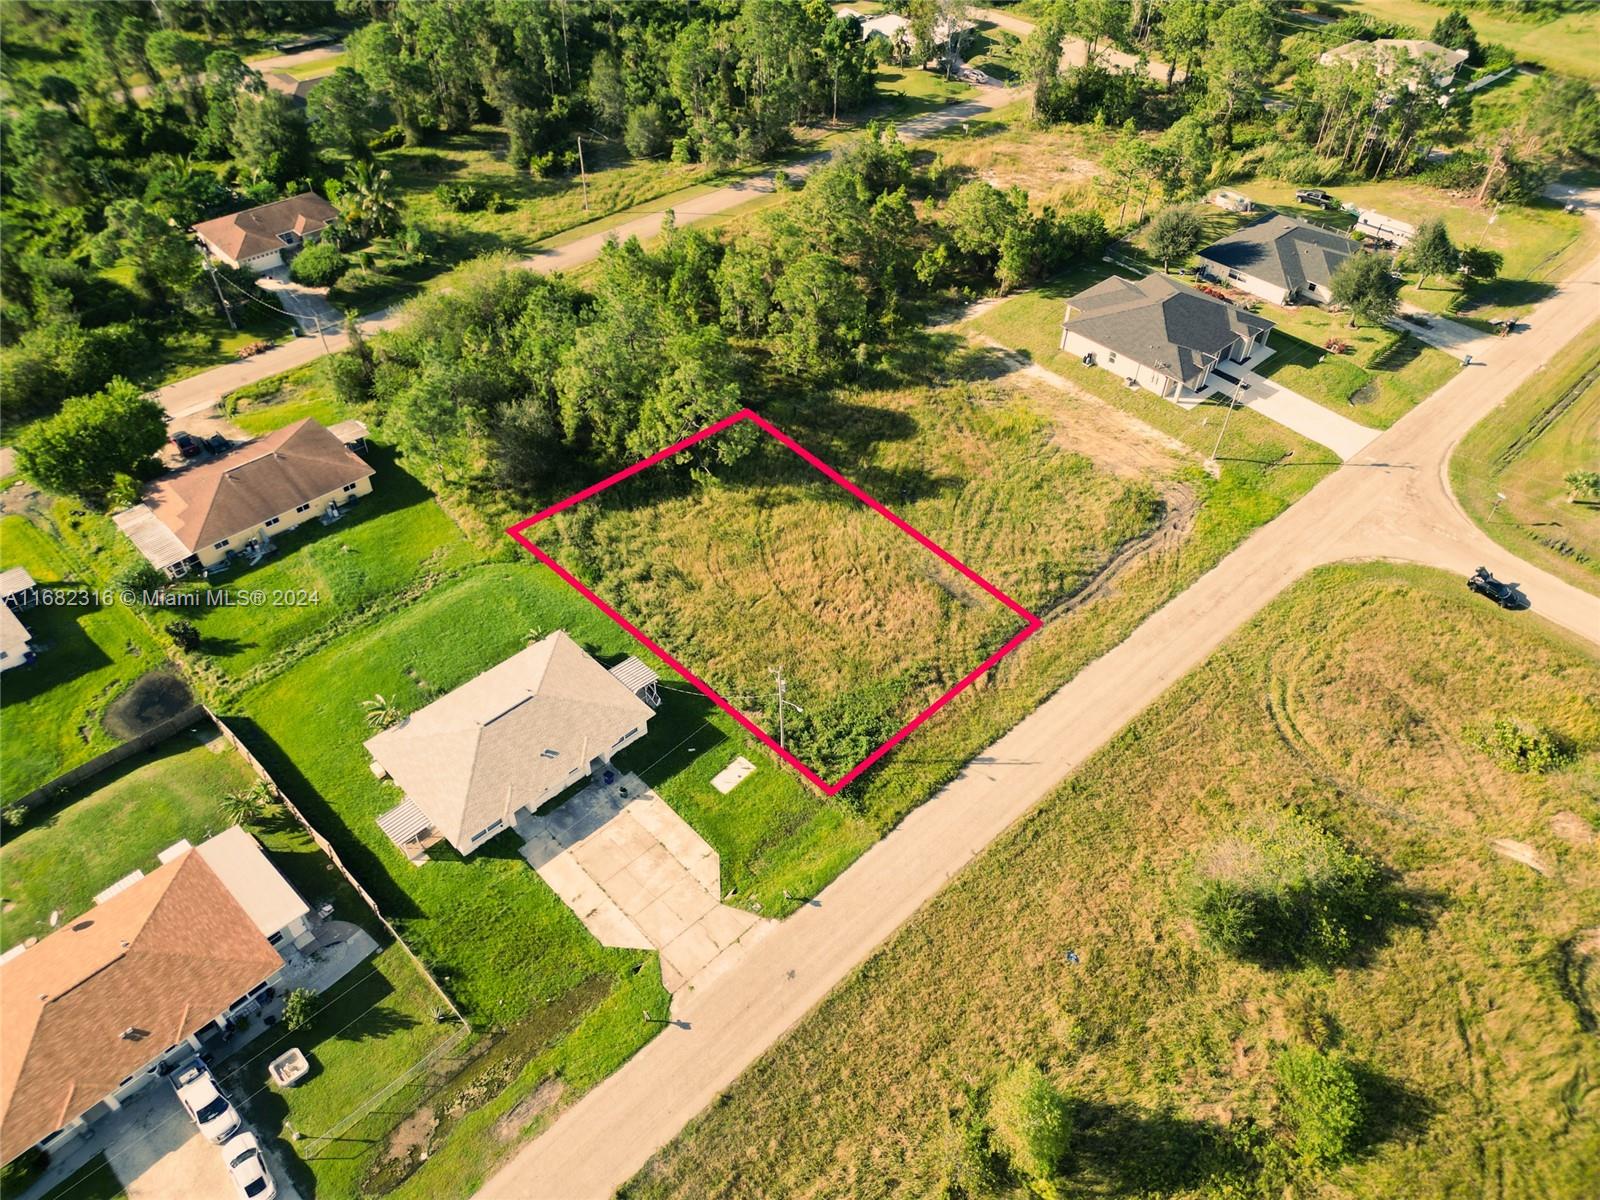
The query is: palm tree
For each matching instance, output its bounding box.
[342,159,400,238]
[360,693,401,730]
[220,781,273,826]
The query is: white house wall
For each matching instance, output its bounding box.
[1060,330,1190,401]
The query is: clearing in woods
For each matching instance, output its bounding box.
[510,409,1042,790]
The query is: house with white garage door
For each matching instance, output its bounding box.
[1197,213,1357,307]
[367,631,659,859]
[191,191,338,272]
[1060,273,1275,403]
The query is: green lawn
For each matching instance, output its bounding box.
[224,360,352,436]
[624,563,1600,1199]
[0,732,255,951]
[169,441,483,692]
[1257,304,1458,429]
[1451,318,1600,594]
[216,806,464,1200]
[0,512,166,803]
[1327,0,1600,80]
[35,1155,125,1200]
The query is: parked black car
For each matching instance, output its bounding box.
[172,431,203,458]
[1467,567,1524,610]
[206,433,230,455]
[1295,188,1338,209]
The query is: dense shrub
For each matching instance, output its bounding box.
[1469,717,1573,774]
[433,181,512,214]
[0,319,147,423]
[1275,1046,1364,1164]
[290,239,348,286]
[283,986,319,1031]
[988,1063,1071,1193]
[1188,811,1384,967]
[14,378,168,500]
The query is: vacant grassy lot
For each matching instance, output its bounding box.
[625,563,1600,1199]
[0,730,254,950]
[224,360,352,436]
[1259,305,1457,429]
[0,511,165,802]
[545,390,1154,781]
[1452,318,1600,594]
[1328,0,1600,80]
[167,441,482,691]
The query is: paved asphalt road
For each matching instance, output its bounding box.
[477,209,1600,1200]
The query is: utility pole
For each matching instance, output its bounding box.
[197,242,236,331]
[576,135,589,212]
[769,667,804,752]
[1208,372,1247,466]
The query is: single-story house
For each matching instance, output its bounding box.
[367,631,659,858]
[191,192,338,272]
[261,69,319,105]
[1319,38,1469,89]
[0,827,314,1166]
[0,605,35,673]
[1060,272,1276,402]
[1197,213,1357,307]
[113,418,373,577]
[0,567,39,610]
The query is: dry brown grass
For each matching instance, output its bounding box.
[623,564,1600,1200]
[544,382,1164,780]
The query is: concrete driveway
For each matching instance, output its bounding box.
[94,1089,234,1200]
[1208,361,1379,461]
[519,775,771,993]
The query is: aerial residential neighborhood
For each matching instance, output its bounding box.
[1,2,1597,1200]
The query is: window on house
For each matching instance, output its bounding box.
[212,539,229,550]
[295,503,311,514]
[268,931,283,945]
[1107,352,1117,363]
[470,820,504,843]
[614,729,639,746]
[540,748,560,759]
[264,517,280,528]
[342,483,357,493]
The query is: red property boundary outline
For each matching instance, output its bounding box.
[504,408,1042,795]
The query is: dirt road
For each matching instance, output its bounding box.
[477,212,1600,1200]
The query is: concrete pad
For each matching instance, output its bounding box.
[659,875,718,926]
[627,842,683,897]
[103,1091,233,1200]
[659,922,721,988]
[698,904,760,952]
[633,894,698,947]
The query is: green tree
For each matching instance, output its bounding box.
[341,159,400,237]
[167,619,201,652]
[1156,0,1209,87]
[14,378,168,499]
[145,29,208,121]
[282,987,319,1032]
[2,106,100,206]
[988,1063,1071,1190]
[1330,252,1399,329]
[1565,470,1600,503]
[1275,1046,1364,1165]
[307,66,381,158]
[624,102,672,158]
[1430,10,1479,65]
[290,240,348,286]
[1407,217,1457,290]
[1204,0,1278,145]
[232,90,311,186]
[1017,3,1067,121]
[628,325,746,463]
[1146,206,1204,270]
[770,251,869,373]
[91,198,202,303]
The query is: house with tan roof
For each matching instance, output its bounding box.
[0,827,313,1166]
[1319,38,1470,90]
[1060,272,1275,402]
[367,631,659,859]
[191,191,338,272]
[113,418,373,577]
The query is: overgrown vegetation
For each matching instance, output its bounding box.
[620,564,1600,1199]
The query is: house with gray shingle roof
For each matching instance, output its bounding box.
[366,631,658,857]
[1197,213,1357,307]
[1059,273,1275,402]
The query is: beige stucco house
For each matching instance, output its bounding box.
[367,631,659,858]
[191,192,338,272]
[1197,213,1358,308]
[114,419,373,577]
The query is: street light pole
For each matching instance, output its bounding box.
[769,667,804,752]
[576,135,589,212]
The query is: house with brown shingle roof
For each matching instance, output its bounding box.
[0,827,312,1165]
[191,191,338,272]
[367,631,658,857]
[113,418,374,576]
